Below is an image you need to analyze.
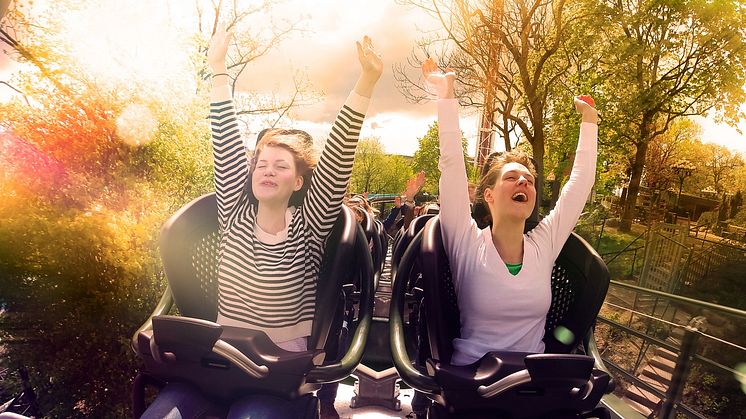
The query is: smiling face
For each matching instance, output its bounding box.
[251,145,304,205]
[483,162,537,223]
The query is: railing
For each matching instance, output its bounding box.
[596,280,746,419]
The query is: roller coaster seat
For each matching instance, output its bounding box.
[132,193,374,417]
[390,216,613,418]
[390,214,436,275]
[356,209,385,289]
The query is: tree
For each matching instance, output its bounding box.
[0,1,298,415]
[703,145,743,194]
[412,122,472,194]
[195,1,321,127]
[597,0,746,231]
[395,0,588,208]
[643,119,702,194]
[350,138,413,194]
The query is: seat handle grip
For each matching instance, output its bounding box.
[213,339,269,379]
[478,370,531,398]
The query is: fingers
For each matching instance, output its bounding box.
[358,36,379,57]
[422,58,437,75]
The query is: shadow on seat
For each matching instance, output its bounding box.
[131,193,374,418]
[390,216,614,419]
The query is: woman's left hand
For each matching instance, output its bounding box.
[356,36,383,82]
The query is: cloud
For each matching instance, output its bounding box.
[234,1,443,130]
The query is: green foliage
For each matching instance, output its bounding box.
[681,256,746,310]
[349,138,413,194]
[684,363,746,419]
[734,207,746,227]
[595,0,746,229]
[0,78,212,417]
[412,122,469,194]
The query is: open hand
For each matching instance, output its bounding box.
[422,58,455,99]
[404,171,426,201]
[208,24,233,73]
[356,36,383,82]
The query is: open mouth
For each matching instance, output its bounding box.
[512,192,528,202]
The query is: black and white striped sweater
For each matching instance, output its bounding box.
[210,85,368,342]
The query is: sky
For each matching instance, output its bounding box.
[0,0,744,158]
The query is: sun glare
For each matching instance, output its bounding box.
[59,0,198,103]
[116,103,158,147]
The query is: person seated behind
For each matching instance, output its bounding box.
[382,171,426,234]
[422,58,598,366]
[141,25,382,419]
[421,202,440,215]
[347,194,378,223]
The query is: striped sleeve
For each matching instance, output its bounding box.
[302,92,370,239]
[210,85,248,229]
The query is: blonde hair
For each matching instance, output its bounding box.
[346,195,379,220]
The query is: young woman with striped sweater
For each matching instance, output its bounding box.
[141,25,382,419]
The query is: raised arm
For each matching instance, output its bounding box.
[207,25,245,229]
[303,36,383,239]
[533,96,599,259]
[422,59,473,250]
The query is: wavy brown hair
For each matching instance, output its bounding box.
[475,150,537,223]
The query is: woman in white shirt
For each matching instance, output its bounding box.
[422,58,599,366]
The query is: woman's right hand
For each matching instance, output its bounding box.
[422,58,455,99]
[208,24,233,74]
[573,95,599,124]
[403,171,425,201]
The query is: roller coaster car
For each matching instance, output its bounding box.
[390,216,614,419]
[391,214,436,275]
[357,210,385,288]
[131,193,374,418]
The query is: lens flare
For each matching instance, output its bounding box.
[553,326,575,345]
[116,104,158,147]
[736,363,746,394]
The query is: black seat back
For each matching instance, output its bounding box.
[159,193,220,321]
[420,216,610,362]
[390,214,435,274]
[159,193,358,349]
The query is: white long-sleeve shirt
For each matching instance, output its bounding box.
[437,99,598,366]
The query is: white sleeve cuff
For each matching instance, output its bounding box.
[344,91,371,115]
[210,84,232,103]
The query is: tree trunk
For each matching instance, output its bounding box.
[620,120,652,232]
[531,118,545,220]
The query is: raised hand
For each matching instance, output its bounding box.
[394,196,402,208]
[357,36,383,80]
[404,171,426,201]
[422,58,455,100]
[573,95,599,124]
[208,23,233,74]
[414,170,426,189]
[354,36,383,98]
